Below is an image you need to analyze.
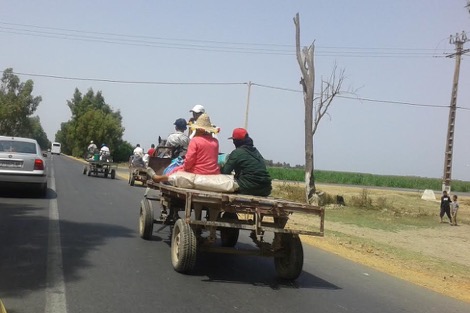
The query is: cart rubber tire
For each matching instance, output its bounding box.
[104,168,109,178]
[274,234,304,280]
[139,199,154,239]
[130,174,135,186]
[218,212,240,247]
[171,219,197,273]
[111,169,116,179]
[82,166,87,175]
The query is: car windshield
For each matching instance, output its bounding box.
[0,140,37,154]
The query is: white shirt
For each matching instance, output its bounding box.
[87,143,97,152]
[133,146,144,157]
[100,146,110,155]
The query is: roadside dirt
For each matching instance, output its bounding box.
[300,211,470,303]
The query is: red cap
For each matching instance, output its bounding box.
[228,128,247,140]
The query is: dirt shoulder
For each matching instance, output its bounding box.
[297,193,470,303]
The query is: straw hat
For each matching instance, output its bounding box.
[191,113,218,134]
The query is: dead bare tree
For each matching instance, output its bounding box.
[294,12,345,204]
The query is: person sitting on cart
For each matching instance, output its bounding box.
[100,143,111,162]
[149,113,220,182]
[188,105,220,139]
[166,118,190,158]
[188,104,205,128]
[131,144,145,167]
[221,128,272,196]
[133,144,144,157]
[87,140,97,159]
[147,144,156,157]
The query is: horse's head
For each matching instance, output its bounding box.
[158,136,167,146]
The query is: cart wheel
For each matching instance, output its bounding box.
[139,199,154,239]
[111,169,116,179]
[274,234,304,280]
[218,212,240,247]
[171,219,197,273]
[104,168,109,178]
[82,166,87,175]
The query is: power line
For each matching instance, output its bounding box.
[0,21,451,58]
[252,82,463,109]
[0,21,294,48]
[0,28,295,56]
[11,71,246,85]
[10,70,467,111]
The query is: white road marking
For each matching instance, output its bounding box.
[45,166,68,313]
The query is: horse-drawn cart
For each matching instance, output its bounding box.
[139,157,324,280]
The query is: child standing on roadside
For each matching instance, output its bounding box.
[451,195,460,226]
[440,190,452,224]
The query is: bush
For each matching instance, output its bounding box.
[350,189,373,209]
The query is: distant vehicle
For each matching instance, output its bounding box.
[51,142,61,155]
[0,136,48,196]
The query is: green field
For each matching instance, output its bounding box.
[267,167,470,192]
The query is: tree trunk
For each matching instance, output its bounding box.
[294,13,316,203]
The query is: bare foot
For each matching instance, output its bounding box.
[152,174,169,183]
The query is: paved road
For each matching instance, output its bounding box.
[0,155,468,313]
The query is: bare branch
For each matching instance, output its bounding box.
[294,13,308,79]
[311,65,345,136]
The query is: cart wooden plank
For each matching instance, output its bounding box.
[146,180,324,236]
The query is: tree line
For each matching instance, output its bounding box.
[0,68,48,148]
[0,68,133,162]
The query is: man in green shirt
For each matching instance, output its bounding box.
[221,128,272,196]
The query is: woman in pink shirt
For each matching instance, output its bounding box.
[150,113,220,182]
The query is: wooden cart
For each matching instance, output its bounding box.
[139,170,324,280]
[82,159,117,179]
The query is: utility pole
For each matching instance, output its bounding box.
[244,81,252,130]
[442,31,469,192]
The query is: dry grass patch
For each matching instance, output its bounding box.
[271,181,470,303]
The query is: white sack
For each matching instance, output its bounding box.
[421,189,436,201]
[168,172,238,192]
[193,174,239,192]
[168,171,196,188]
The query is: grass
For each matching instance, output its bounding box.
[268,167,470,192]
[272,171,470,302]
[271,181,470,227]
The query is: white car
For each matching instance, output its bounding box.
[0,136,48,197]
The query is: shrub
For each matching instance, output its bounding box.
[350,189,373,209]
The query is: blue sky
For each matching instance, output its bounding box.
[1,1,470,181]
